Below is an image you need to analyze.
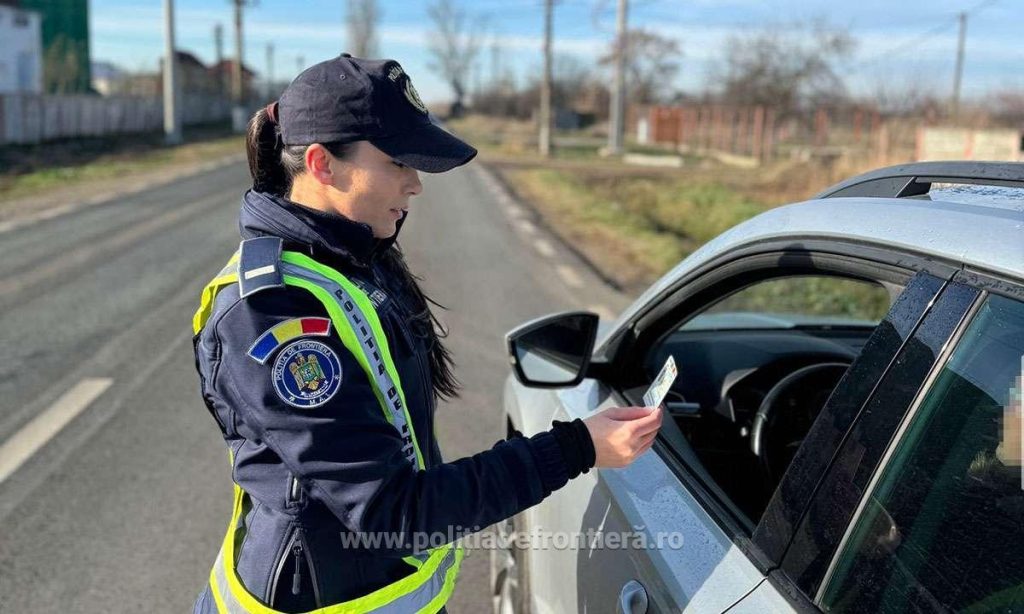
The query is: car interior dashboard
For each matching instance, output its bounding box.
[624,325,875,526]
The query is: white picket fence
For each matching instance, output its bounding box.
[0,94,233,145]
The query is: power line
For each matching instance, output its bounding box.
[845,0,999,75]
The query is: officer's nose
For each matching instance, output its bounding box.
[406,170,422,197]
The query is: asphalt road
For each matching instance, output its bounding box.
[0,160,628,612]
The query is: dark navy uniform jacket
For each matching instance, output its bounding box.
[193,190,572,611]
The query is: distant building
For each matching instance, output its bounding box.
[0,4,42,93]
[17,0,91,93]
[163,51,222,97]
[91,60,125,96]
[209,59,259,101]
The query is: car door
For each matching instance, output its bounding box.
[733,272,1009,611]
[522,253,955,612]
[521,376,768,614]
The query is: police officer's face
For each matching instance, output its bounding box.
[325,142,423,239]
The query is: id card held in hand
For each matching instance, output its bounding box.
[643,356,678,409]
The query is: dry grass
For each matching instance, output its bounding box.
[501,166,770,291]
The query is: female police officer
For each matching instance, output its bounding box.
[191,54,663,613]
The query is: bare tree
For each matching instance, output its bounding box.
[426,0,483,116]
[869,75,942,116]
[989,90,1024,124]
[714,20,855,116]
[346,0,380,58]
[599,28,682,105]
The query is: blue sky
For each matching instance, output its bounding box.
[90,0,1023,104]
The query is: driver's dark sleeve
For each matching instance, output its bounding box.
[211,288,595,554]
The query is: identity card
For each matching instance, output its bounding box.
[643,355,678,409]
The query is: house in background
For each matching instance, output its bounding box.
[209,59,259,101]
[90,60,125,96]
[0,3,42,94]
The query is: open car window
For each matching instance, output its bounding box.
[680,276,893,331]
[644,273,897,527]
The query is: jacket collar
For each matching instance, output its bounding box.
[239,189,402,267]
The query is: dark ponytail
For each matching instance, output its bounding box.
[246,106,288,194]
[379,247,461,400]
[245,105,309,195]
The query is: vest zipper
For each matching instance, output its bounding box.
[290,539,303,596]
[269,527,322,608]
[296,528,322,607]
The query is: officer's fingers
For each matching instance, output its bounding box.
[631,429,658,455]
[630,406,664,436]
[636,437,656,457]
[602,406,654,421]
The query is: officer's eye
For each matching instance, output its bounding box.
[391,160,407,169]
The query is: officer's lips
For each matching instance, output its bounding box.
[389,207,408,219]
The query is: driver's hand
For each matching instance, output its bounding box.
[583,406,663,468]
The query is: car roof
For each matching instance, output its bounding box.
[601,190,1024,347]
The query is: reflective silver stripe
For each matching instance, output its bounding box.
[367,547,457,614]
[217,260,239,278]
[279,261,417,466]
[209,548,247,614]
[210,544,458,613]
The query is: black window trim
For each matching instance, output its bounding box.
[613,243,938,570]
[596,237,960,366]
[811,288,991,606]
[774,279,984,601]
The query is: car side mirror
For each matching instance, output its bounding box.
[506,311,599,388]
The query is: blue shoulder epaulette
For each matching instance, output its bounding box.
[238,236,285,298]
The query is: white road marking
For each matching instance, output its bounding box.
[516,219,537,235]
[533,238,556,258]
[0,377,113,484]
[556,264,584,288]
[505,204,526,219]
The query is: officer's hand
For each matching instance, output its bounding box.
[583,405,663,468]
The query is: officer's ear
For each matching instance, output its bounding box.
[304,143,337,186]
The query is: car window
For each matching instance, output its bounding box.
[646,273,898,526]
[681,276,892,332]
[820,294,1024,613]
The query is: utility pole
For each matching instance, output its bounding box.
[162,0,181,144]
[231,0,247,132]
[490,36,501,90]
[606,0,628,156]
[214,24,224,99]
[951,11,967,120]
[539,0,553,157]
[266,42,274,100]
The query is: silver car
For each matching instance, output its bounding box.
[493,162,1024,613]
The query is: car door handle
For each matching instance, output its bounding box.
[619,579,649,613]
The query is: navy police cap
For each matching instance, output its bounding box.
[277,53,477,173]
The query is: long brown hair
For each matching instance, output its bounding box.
[246,107,461,400]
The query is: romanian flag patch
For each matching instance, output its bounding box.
[247,317,332,364]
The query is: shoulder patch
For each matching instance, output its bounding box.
[272,339,343,408]
[248,317,332,364]
[238,236,284,298]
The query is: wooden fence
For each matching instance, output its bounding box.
[0,94,232,145]
[641,105,920,167]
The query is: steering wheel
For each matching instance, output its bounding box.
[750,362,850,486]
